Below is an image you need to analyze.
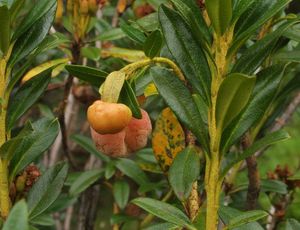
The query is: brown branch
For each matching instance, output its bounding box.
[245,155,260,210]
[46,82,65,91]
[242,134,260,210]
[57,75,76,163]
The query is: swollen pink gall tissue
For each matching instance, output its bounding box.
[90,109,152,157]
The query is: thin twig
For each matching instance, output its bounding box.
[64,206,74,230]
[270,92,300,132]
[53,213,63,230]
[58,75,77,165]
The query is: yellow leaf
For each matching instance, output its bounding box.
[22,58,69,83]
[101,47,146,63]
[55,0,64,23]
[117,0,127,13]
[144,83,158,97]
[152,107,186,172]
[102,71,126,103]
[51,63,67,78]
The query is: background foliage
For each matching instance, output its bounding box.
[0,0,300,230]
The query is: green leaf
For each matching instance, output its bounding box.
[284,25,300,42]
[221,130,290,179]
[70,134,110,162]
[6,69,51,131]
[273,50,300,63]
[45,194,77,213]
[169,147,200,201]
[219,206,264,230]
[158,5,211,105]
[232,20,299,75]
[113,181,130,210]
[97,13,158,42]
[6,33,70,92]
[132,198,195,230]
[120,22,146,45]
[227,210,267,229]
[28,226,39,230]
[192,94,208,126]
[65,64,107,87]
[29,215,55,226]
[81,47,101,61]
[3,200,28,230]
[0,136,23,160]
[12,0,56,40]
[260,180,287,194]
[5,33,69,94]
[132,12,159,31]
[27,163,68,219]
[138,181,166,194]
[151,67,209,153]
[216,73,256,132]
[143,223,177,230]
[221,64,287,153]
[206,0,232,35]
[144,30,163,58]
[232,0,255,24]
[116,158,149,185]
[105,161,116,179]
[35,33,71,54]
[232,179,288,195]
[284,219,300,230]
[170,0,211,46]
[9,0,25,22]
[69,169,104,197]
[229,0,292,57]
[110,214,137,225]
[0,0,15,9]
[98,28,125,41]
[119,81,142,119]
[9,118,60,180]
[0,6,10,55]
[8,1,56,66]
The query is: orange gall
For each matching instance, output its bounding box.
[87,100,132,134]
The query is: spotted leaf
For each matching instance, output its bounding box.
[152,107,186,172]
